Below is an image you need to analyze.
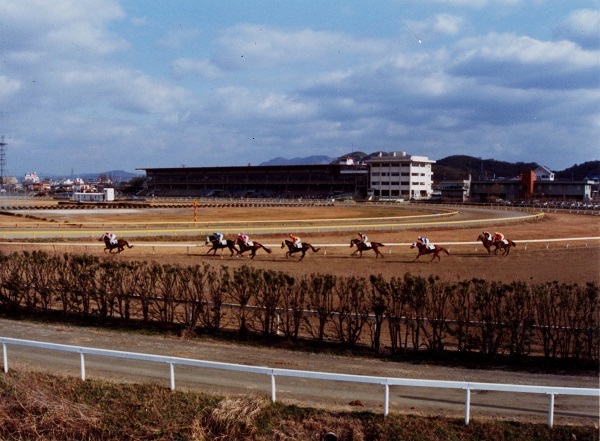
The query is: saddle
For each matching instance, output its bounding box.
[246,241,253,247]
[219,239,226,245]
[426,244,435,250]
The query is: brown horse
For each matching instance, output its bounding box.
[496,238,517,256]
[206,235,239,257]
[350,238,385,258]
[411,242,449,262]
[281,239,320,261]
[99,234,133,254]
[477,234,499,254]
[235,237,272,260]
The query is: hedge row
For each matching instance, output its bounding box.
[0,251,598,361]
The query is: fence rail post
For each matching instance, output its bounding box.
[465,388,471,425]
[80,352,86,381]
[2,343,7,373]
[548,394,555,428]
[271,373,276,403]
[384,383,390,417]
[170,363,175,390]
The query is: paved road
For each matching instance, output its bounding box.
[1,319,597,426]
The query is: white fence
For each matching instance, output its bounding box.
[1,337,598,427]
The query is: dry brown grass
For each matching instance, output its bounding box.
[1,369,598,441]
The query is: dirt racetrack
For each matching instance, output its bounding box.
[0,203,598,425]
[3,204,597,284]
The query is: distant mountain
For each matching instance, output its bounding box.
[554,161,600,180]
[433,156,600,181]
[433,156,539,181]
[259,155,336,166]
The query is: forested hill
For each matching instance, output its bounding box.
[554,161,600,180]
[433,155,599,181]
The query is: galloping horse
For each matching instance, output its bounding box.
[206,235,239,257]
[496,238,517,256]
[411,242,449,262]
[477,234,499,254]
[350,238,385,258]
[99,234,133,254]
[281,240,320,261]
[235,237,272,260]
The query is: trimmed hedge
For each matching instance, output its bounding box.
[0,251,598,362]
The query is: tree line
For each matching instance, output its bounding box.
[0,251,597,363]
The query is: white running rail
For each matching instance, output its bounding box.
[1,337,597,427]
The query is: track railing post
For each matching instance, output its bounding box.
[548,394,555,428]
[384,382,390,416]
[271,373,276,403]
[465,388,471,425]
[2,342,7,373]
[170,363,175,390]
[80,352,86,381]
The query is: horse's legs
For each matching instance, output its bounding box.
[299,251,306,261]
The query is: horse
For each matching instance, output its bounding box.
[410,242,449,262]
[477,234,500,254]
[496,238,517,256]
[205,235,239,257]
[235,237,272,260]
[281,240,320,261]
[350,238,385,258]
[99,234,133,254]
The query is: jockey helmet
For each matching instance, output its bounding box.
[358,232,362,236]
[418,236,422,239]
[289,234,294,238]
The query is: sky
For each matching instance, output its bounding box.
[0,0,598,178]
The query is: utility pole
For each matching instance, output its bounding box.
[0,136,7,189]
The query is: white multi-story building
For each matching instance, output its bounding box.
[366,151,435,200]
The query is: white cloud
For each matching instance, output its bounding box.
[554,9,600,49]
[172,58,222,80]
[213,24,387,70]
[0,0,127,54]
[0,76,21,100]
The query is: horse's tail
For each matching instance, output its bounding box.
[441,246,449,255]
[124,240,134,249]
[510,240,516,247]
[260,244,272,254]
[376,242,385,247]
[309,244,320,253]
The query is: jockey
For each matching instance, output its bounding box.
[105,231,117,245]
[418,236,430,246]
[482,231,493,242]
[290,234,301,248]
[238,232,249,246]
[358,232,370,247]
[494,232,505,243]
[214,232,225,245]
